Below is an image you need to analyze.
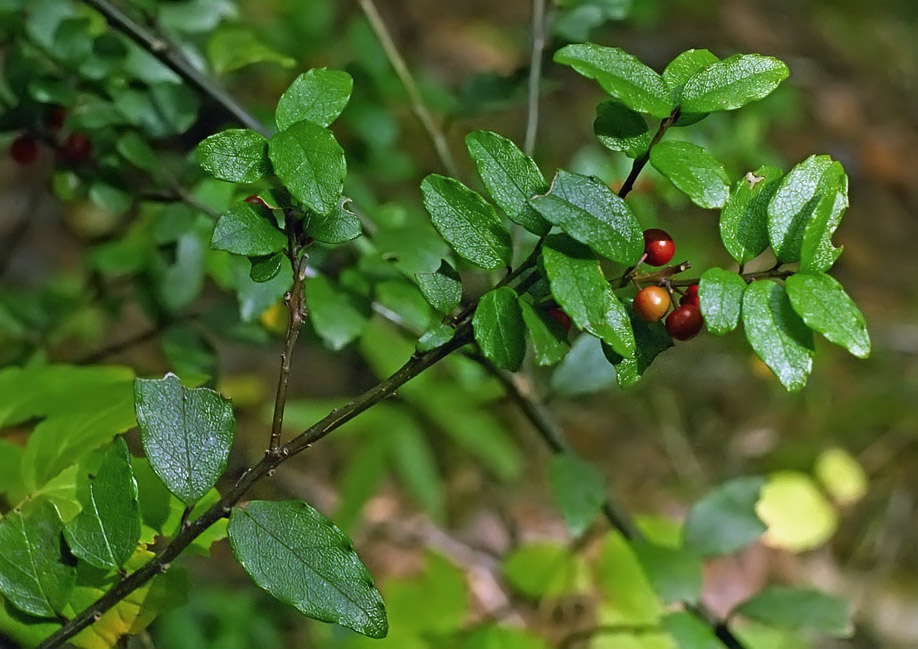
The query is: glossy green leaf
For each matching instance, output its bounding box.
[415,260,462,314]
[719,165,783,264]
[680,54,789,113]
[473,287,526,372]
[211,202,287,256]
[683,476,766,557]
[465,130,549,235]
[269,120,346,215]
[305,202,362,245]
[375,279,433,332]
[734,586,851,637]
[134,373,236,505]
[554,43,673,118]
[767,154,836,262]
[699,268,746,336]
[249,251,285,283]
[275,68,354,130]
[517,299,568,366]
[549,453,605,537]
[785,272,869,358]
[742,280,814,392]
[601,300,674,389]
[800,163,848,272]
[663,49,719,105]
[207,26,295,75]
[416,324,456,353]
[502,543,588,599]
[305,273,368,350]
[63,437,140,571]
[195,129,269,183]
[632,541,703,605]
[531,170,643,265]
[650,141,730,209]
[421,174,511,270]
[228,500,387,638]
[0,500,75,618]
[593,100,651,158]
[541,235,635,358]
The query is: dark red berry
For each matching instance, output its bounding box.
[45,106,67,131]
[634,286,670,323]
[665,304,704,341]
[58,132,92,164]
[10,134,39,164]
[643,228,675,266]
[680,284,700,308]
[547,308,572,331]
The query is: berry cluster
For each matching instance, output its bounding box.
[634,229,704,341]
[6,106,92,167]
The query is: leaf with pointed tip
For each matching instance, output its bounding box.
[416,260,462,314]
[275,68,353,130]
[742,281,814,392]
[134,373,236,504]
[720,165,783,264]
[421,174,511,270]
[465,130,550,235]
[0,500,76,618]
[195,129,269,183]
[767,154,836,262]
[269,120,346,216]
[228,500,388,638]
[211,202,287,256]
[554,43,673,118]
[518,299,569,366]
[64,437,141,571]
[531,170,643,265]
[650,141,730,209]
[800,163,848,272]
[680,54,789,113]
[249,251,284,283]
[303,201,362,244]
[593,100,651,158]
[473,287,526,372]
[663,49,719,122]
[699,268,746,336]
[785,273,870,359]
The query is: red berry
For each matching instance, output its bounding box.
[244,194,270,208]
[547,308,572,331]
[58,132,92,164]
[680,284,700,308]
[45,106,67,131]
[633,285,670,323]
[10,134,39,164]
[643,228,675,266]
[665,304,704,341]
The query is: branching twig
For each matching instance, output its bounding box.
[524,0,549,156]
[618,108,680,199]
[355,0,461,179]
[79,0,269,137]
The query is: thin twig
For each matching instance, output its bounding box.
[618,108,680,199]
[79,0,269,136]
[356,0,461,179]
[523,0,549,156]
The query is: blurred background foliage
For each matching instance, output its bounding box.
[0,0,916,648]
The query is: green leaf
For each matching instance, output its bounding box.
[541,235,635,358]
[420,174,511,270]
[756,471,838,553]
[336,434,390,530]
[305,273,368,350]
[632,541,703,606]
[698,268,746,336]
[734,586,851,637]
[767,154,836,263]
[303,200,362,244]
[683,476,766,557]
[554,43,673,118]
[275,68,354,130]
[551,334,617,396]
[663,49,719,105]
[502,543,588,599]
[518,299,569,366]
[595,531,662,624]
[416,324,456,353]
[601,300,674,389]
[649,141,730,209]
[63,437,140,571]
[196,129,269,183]
[742,280,814,391]
[800,163,848,272]
[228,500,387,638]
[785,272,869,358]
[680,54,789,113]
[415,260,462,314]
[719,165,783,264]
[269,120,346,216]
[250,251,285,283]
[549,453,605,537]
[593,100,651,158]
[531,170,643,265]
[134,373,236,505]
[0,500,76,618]
[662,611,721,649]
[814,447,868,507]
[211,202,287,256]
[457,625,549,649]
[465,130,550,236]
[116,132,158,172]
[389,418,445,522]
[207,25,295,75]
[473,287,526,372]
